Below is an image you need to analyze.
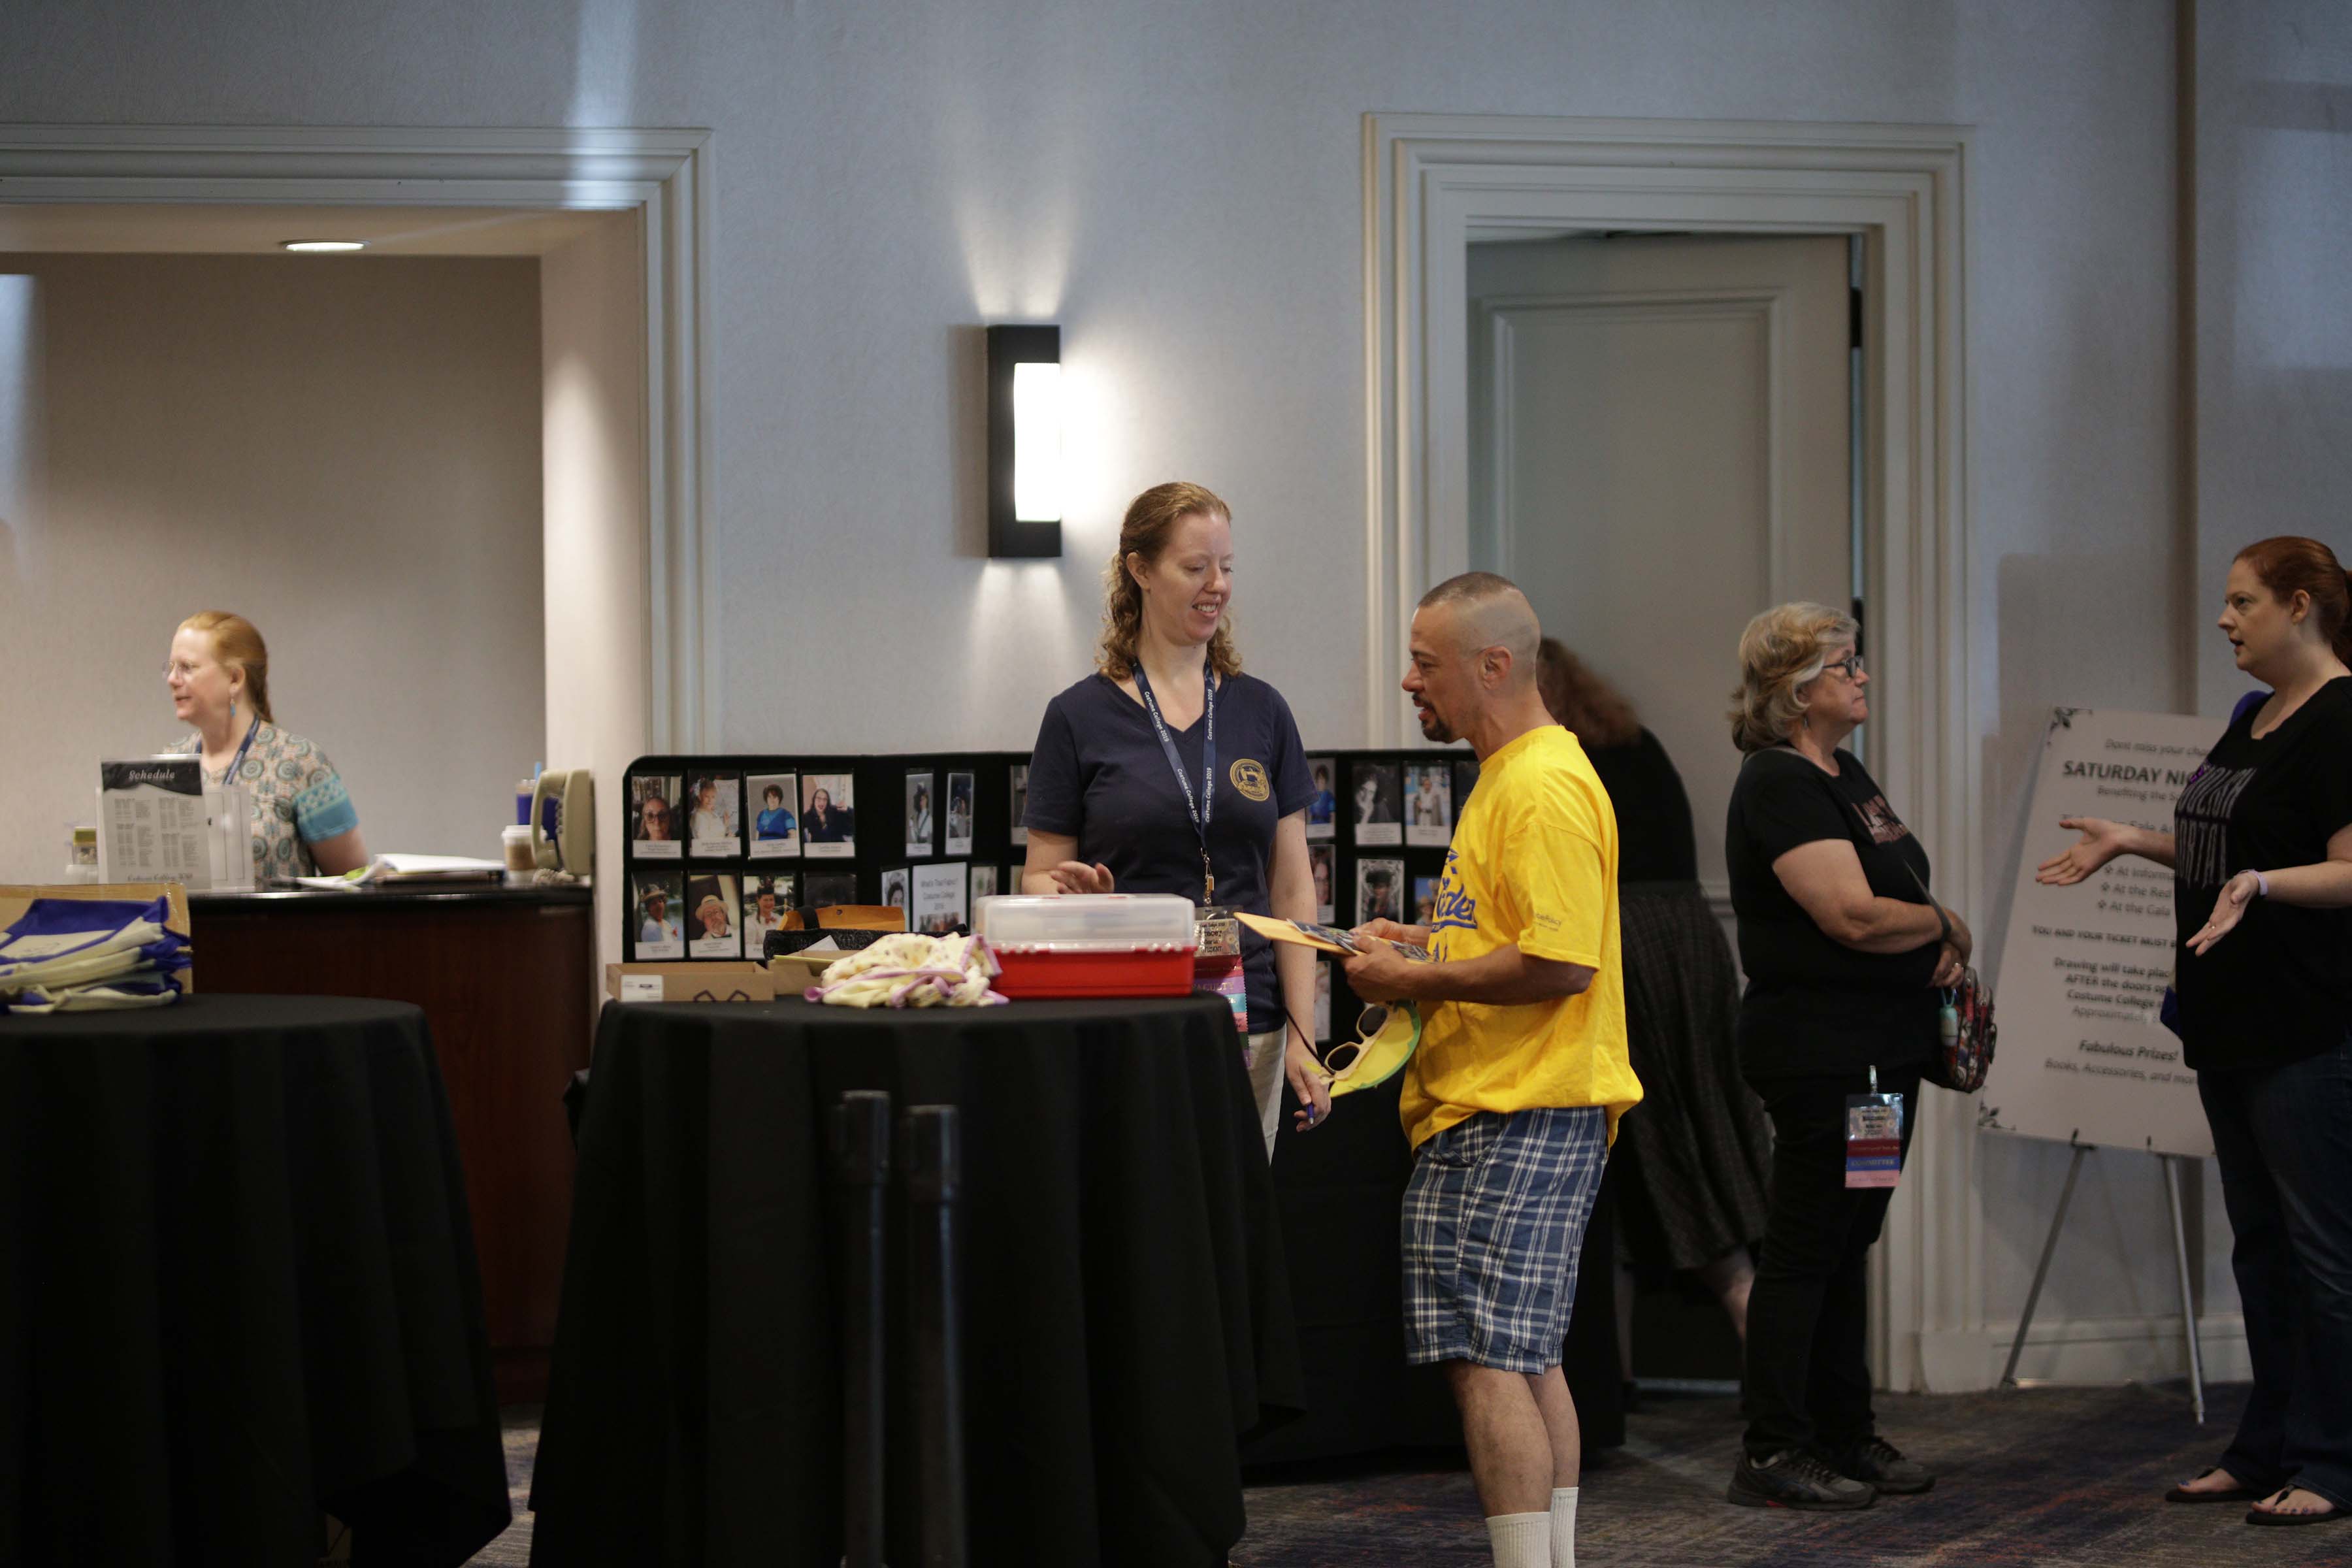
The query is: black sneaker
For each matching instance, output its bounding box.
[1728,1448,1876,1510]
[1829,1436,1934,1495]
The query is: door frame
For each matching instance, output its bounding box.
[1365,113,1984,1392]
[0,123,717,751]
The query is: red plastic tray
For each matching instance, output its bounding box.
[990,947,1196,1000]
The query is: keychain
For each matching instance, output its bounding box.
[1845,1064,1905,1190]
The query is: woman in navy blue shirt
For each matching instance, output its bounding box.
[1022,481,1328,1157]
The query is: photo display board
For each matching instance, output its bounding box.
[620,751,1032,963]
[620,745,1488,1016]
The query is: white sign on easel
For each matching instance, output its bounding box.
[1982,706,2223,1160]
[1984,706,2229,1416]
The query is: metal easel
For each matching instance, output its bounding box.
[2001,1134,2206,1423]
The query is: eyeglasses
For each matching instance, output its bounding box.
[161,659,208,680]
[1319,1003,1395,1077]
[1823,653,1866,679]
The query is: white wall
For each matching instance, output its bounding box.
[542,212,651,970]
[0,253,545,880]
[6,0,2340,1384]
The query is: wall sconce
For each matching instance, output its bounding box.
[987,324,1062,559]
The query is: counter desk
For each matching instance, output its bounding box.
[191,882,596,1403]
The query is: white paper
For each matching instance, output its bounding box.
[620,974,664,1002]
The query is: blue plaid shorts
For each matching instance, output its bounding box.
[1401,1105,1609,1373]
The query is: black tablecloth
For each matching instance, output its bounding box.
[529,995,1303,1567]
[0,994,511,1567]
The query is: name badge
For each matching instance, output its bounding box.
[1845,1090,1904,1189]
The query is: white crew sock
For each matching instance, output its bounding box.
[1486,1511,1550,1568]
[1549,1487,1578,1568]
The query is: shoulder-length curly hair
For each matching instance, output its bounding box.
[1727,601,1858,753]
[1536,638,1640,749]
[1097,481,1243,681]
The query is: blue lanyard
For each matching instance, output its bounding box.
[1131,662,1217,903]
[217,717,261,784]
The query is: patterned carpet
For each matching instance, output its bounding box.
[470,1383,2351,1565]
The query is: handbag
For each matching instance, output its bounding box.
[1898,859,1997,1092]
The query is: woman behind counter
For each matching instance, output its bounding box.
[1021,481,1328,1156]
[164,610,368,880]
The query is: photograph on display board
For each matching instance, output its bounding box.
[913,862,968,934]
[1452,758,1480,814]
[802,774,857,857]
[687,774,742,858]
[630,774,682,859]
[1357,857,1405,925]
[687,874,742,959]
[1405,762,1453,847]
[881,867,911,916]
[1009,764,1030,845]
[747,774,800,860]
[1313,962,1332,1044]
[1413,874,1439,925]
[968,862,998,906]
[743,874,796,953]
[906,772,935,857]
[945,772,975,856]
[1303,757,1337,840]
[633,872,685,960]
[1309,844,1335,924]
[1351,761,1402,845]
[805,871,858,909]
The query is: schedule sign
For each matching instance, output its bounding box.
[1981,707,2223,1159]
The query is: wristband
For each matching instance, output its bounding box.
[1932,904,1953,945]
[2253,870,2270,899]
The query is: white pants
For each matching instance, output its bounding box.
[1242,1027,1286,1161]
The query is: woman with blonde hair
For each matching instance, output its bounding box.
[1020,482,1327,1156]
[1535,640,1770,1399]
[163,611,367,879]
[1720,602,1965,1511]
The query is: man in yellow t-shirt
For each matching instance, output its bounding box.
[1343,572,1641,1568]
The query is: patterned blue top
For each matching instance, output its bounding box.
[165,721,361,880]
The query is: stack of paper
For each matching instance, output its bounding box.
[0,894,190,1012]
[292,853,509,891]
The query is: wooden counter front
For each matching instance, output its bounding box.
[191,885,596,1404]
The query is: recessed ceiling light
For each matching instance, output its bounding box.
[280,239,367,253]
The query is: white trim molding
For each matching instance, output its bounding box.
[1367,113,1978,1390]
[0,123,717,750]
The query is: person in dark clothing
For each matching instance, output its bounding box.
[1722,602,1968,1511]
[2038,536,2352,1527]
[1537,640,1771,1394]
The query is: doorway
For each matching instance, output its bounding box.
[1466,229,1860,1388]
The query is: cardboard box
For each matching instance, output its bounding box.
[604,961,774,1004]
[0,882,195,993]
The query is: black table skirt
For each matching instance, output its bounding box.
[529,995,1303,1567]
[0,994,511,1567]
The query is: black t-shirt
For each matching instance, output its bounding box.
[1724,746,1939,1077]
[1023,672,1312,1033]
[1584,728,1699,885]
[2173,676,2352,1073]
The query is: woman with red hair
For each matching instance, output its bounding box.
[2040,536,2352,1526]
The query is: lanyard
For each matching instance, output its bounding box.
[1131,662,1217,903]
[215,717,261,785]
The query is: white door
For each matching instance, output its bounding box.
[1467,233,1854,911]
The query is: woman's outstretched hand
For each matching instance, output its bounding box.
[2036,817,2131,886]
[2187,870,2261,956]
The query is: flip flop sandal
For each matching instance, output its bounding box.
[2165,1467,2263,1504]
[2246,1495,2349,1527]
